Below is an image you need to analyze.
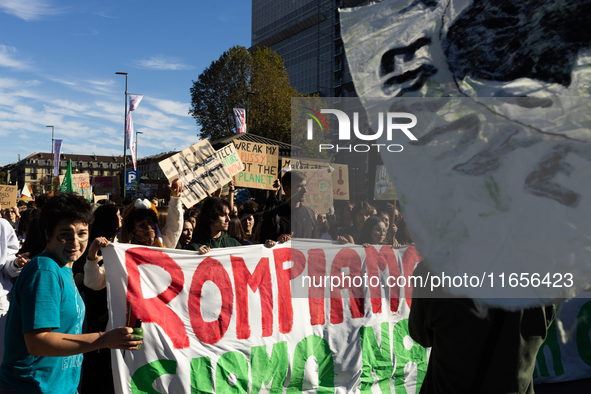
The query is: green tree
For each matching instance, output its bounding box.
[190,45,311,144]
[0,171,6,185]
[190,46,251,141]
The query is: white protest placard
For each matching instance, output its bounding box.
[340,0,591,308]
[158,140,232,208]
[93,195,109,203]
[215,143,243,177]
[102,241,427,393]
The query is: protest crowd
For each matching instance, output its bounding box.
[0,165,587,394]
[0,169,417,393]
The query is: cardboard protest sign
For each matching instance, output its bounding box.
[0,185,18,207]
[234,141,278,190]
[102,241,426,393]
[331,163,349,200]
[215,143,243,177]
[374,165,397,200]
[57,173,91,200]
[282,158,350,201]
[299,168,334,214]
[340,0,591,307]
[92,176,121,201]
[158,140,232,207]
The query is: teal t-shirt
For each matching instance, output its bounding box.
[0,253,85,394]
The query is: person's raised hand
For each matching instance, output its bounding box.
[88,237,109,260]
[168,179,184,198]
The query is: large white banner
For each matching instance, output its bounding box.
[102,241,428,393]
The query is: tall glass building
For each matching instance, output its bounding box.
[251,0,367,99]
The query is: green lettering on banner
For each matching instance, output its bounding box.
[191,356,213,393]
[288,335,335,393]
[251,341,289,393]
[216,351,249,393]
[131,360,177,394]
[577,301,591,366]
[392,319,427,394]
[360,323,393,393]
[534,320,564,378]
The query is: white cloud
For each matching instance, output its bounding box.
[47,77,77,86]
[147,98,190,117]
[133,55,193,71]
[50,99,88,112]
[0,77,40,89]
[0,0,60,21]
[94,10,117,19]
[0,44,33,71]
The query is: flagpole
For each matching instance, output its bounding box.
[116,72,128,199]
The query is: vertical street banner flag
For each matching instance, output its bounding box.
[233,108,247,133]
[130,143,137,171]
[53,139,63,177]
[59,159,74,193]
[125,94,144,148]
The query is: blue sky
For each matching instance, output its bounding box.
[0,0,252,166]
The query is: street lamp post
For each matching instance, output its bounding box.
[46,125,54,193]
[116,72,128,199]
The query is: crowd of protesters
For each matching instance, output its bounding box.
[0,170,416,393]
[0,167,582,393]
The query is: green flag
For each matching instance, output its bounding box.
[59,159,74,193]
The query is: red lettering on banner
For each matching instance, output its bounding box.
[402,245,421,308]
[330,248,364,325]
[365,245,401,313]
[307,249,326,326]
[273,248,306,334]
[231,256,273,340]
[125,248,189,349]
[189,258,234,345]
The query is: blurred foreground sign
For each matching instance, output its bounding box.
[340,0,591,308]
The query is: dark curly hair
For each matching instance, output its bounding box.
[39,193,94,238]
[357,216,387,245]
[196,197,230,236]
[92,204,121,240]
